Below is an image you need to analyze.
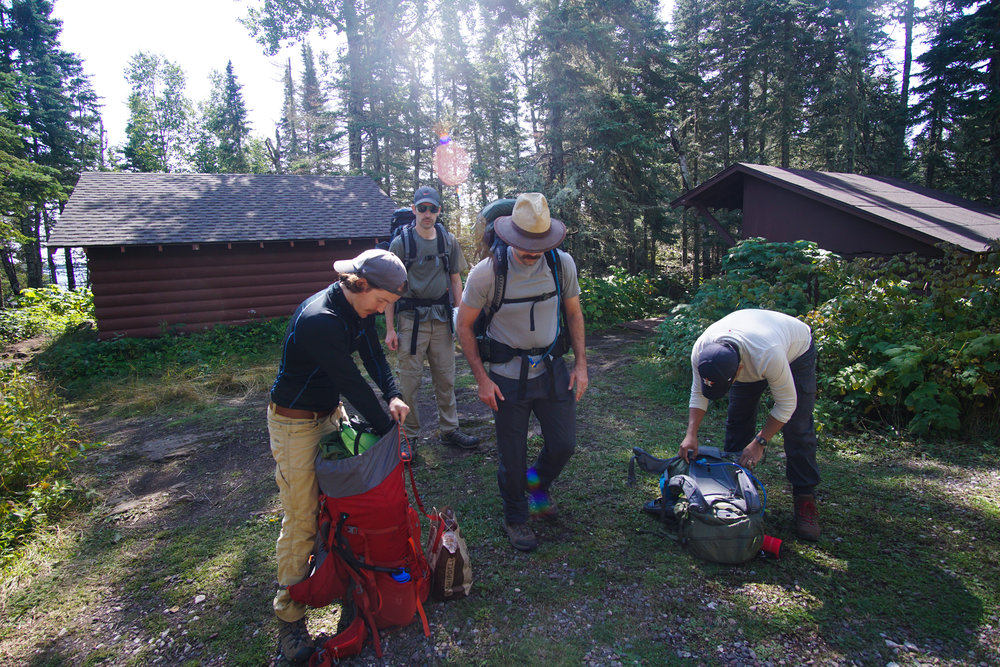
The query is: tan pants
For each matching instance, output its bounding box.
[267,402,347,622]
[396,315,459,438]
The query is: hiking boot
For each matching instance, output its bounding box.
[529,490,558,520]
[793,494,821,541]
[503,521,538,551]
[277,616,314,663]
[442,429,480,449]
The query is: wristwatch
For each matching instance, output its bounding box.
[754,434,767,447]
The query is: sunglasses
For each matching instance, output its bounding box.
[416,204,439,214]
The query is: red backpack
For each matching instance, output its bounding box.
[287,426,431,662]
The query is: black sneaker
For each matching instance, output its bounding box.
[503,521,538,551]
[277,616,314,663]
[442,429,480,449]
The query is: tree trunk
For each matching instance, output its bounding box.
[895,0,915,177]
[44,208,57,285]
[21,209,43,288]
[342,0,364,172]
[990,27,1000,206]
[64,247,76,290]
[1,244,21,295]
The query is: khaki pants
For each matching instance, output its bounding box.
[267,402,347,622]
[396,315,459,438]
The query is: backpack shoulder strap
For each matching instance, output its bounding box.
[435,222,451,275]
[487,247,508,316]
[402,224,417,269]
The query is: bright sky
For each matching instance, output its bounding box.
[52,0,303,147]
[52,0,677,151]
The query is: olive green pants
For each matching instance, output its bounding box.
[396,315,459,439]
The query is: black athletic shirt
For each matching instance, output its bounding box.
[269,283,400,434]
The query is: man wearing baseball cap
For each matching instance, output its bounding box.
[678,308,821,541]
[385,186,479,450]
[267,248,410,663]
[455,192,589,552]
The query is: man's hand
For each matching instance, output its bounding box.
[476,376,505,411]
[385,329,399,351]
[738,438,766,469]
[678,434,699,463]
[569,362,589,401]
[388,396,409,424]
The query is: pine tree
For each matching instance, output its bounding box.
[212,61,251,172]
[0,0,99,290]
[914,0,999,205]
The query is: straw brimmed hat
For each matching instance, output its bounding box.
[493,193,566,253]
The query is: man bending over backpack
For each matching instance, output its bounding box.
[267,249,410,663]
[677,308,822,541]
[384,185,480,450]
[455,192,588,552]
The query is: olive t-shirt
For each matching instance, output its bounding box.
[389,227,468,323]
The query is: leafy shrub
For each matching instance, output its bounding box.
[0,366,98,566]
[0,286,95,345]
[34,316,289,397]
[656,238,843,369]
[658,239,1000,435]
[809,247,1000,434]
[579,267,672,329]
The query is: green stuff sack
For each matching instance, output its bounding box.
[340,420,380,456]
[317,415,381,460]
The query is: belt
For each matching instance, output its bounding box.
[270,402,332,420]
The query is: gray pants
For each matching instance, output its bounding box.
[724,342,820,494]
[491,357,576,524]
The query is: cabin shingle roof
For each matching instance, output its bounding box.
[49,172,399,247]
[673,163,1000,253]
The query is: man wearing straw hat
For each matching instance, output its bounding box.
[456,193,588,552]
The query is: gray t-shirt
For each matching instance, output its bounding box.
[462,247,579,379]
[389,227,468,324]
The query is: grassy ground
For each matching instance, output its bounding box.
[1,326,998,666]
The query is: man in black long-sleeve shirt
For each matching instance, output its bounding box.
[268,249,410,663]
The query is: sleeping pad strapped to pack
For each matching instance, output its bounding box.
[287,425,430,662]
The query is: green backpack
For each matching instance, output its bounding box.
[628,445,766,565]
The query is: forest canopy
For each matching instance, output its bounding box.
[0,0,997,296]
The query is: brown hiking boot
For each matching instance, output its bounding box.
[793,494,821,541]
[503,521,538,551]
[277,616,314,663]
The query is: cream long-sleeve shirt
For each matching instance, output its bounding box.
[689,309,812,422]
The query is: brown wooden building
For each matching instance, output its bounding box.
[48,172,400,339]
[672,163,1000,256]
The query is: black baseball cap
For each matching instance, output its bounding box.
[698,341,740,400]
[413,186,441,207]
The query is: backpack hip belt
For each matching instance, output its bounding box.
[475,249,570,398]
[396,293,453,355]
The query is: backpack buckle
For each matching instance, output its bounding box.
[398,434,413,463]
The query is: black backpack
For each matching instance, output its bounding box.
[628,445,766,565]
[375,208,416,251]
